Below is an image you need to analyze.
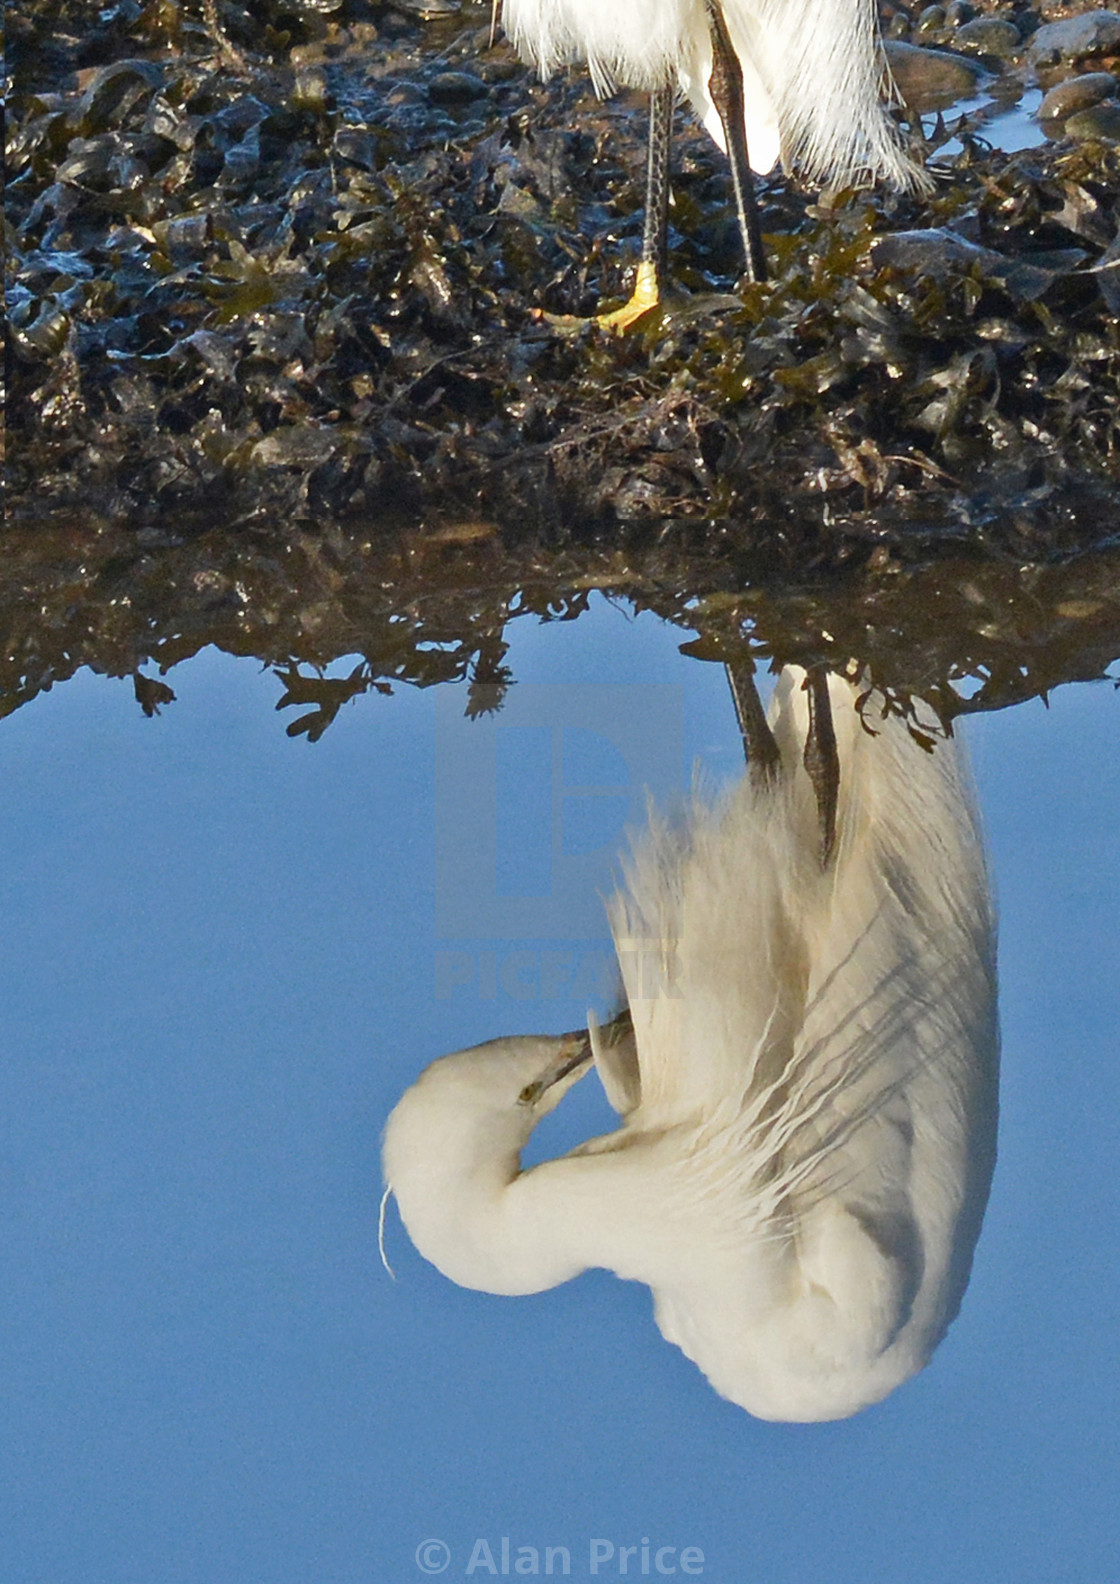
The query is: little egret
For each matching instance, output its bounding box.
[383,668,999,1421]
[499,0,929,324]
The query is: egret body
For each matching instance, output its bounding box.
[383,670,999,1421]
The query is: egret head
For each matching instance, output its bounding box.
[382,1032,592,1295]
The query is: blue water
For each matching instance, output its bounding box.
[934,87,1046,159]
[3,598,1118,1584]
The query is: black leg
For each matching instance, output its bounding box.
[803,668,839,866]
[641,83,674,286]
[726,663,781,786]
[704,0,767,284]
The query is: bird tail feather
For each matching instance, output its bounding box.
[719,0,929,190]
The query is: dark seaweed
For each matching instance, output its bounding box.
[7,0,1119,539]
[4,0,1119,732]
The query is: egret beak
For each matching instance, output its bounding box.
[518,1034,593,1107]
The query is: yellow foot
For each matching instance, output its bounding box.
[539,260,662,336]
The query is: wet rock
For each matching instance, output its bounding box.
[1089,233,1120,310]
[871,228,1082,301]
[479,58,525,83]
[1040,71,1119,119]
[390,0,460,14]
[427,70,488,104]
[332,126,383,170]
[291,67,330,113]
[250,426,339,467]
[1038,0,1119,16]
[1065,100,1120,135]
[496,182,541,217]
[944,1,975,24]
[1028,11,1120,64]
[872,228,1003,277]
[953,17,1022,56]
[884,41,988,106]
[917,6,947,32]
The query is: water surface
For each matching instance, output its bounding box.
[3,599,1119,1582]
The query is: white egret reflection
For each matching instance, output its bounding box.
[383,668,999,1421]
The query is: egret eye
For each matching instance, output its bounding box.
[518,1035,593,1106]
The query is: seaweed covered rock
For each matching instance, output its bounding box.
[6,0,1120,546]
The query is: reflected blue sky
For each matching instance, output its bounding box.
[3,599,1118,1583]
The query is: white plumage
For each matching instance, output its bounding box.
[502,0,924,190]
[383,670,999,1421]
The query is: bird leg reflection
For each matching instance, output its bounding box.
[726,662,781,786]
[704,0,767,284]
[803,667,840,866]
[727,661,839,864]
